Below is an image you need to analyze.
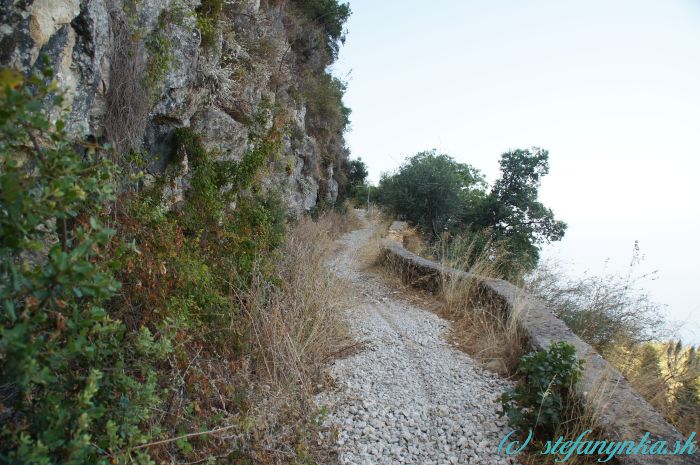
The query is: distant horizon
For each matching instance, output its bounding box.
[333,0,700,343]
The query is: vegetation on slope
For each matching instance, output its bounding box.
[0,0,357,458]
[375,148,566,279]
[527,256,700,436]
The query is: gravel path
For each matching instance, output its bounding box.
[318,212,520,465]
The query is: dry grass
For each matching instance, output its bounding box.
[318,204,362,239]
[367,216,624,462]
[606,341,700,436]
[105,4,149,157]
[527,259,700,436]
[400,225,426,255]
[247,214,353,393]
[352,208,392,270]
[240,212,357,462]
[370,222,527,374]
[432,234,526,375]
[443,291,526,376]
[371,224,527,374]
[141,211,359,464]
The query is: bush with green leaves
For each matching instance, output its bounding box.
[293,0,351,59]
[376,150,485,236]
[465,148,567,276]
[302,73,351,139]
[195,0,223,50]
[500,342,584,434]
[0,67,169,464]
[342,157,369,203]
[375,148,567,279]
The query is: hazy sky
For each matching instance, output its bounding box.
[332,0,700,343]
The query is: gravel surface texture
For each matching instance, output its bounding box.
[318,212,520,465]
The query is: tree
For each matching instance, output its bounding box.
[467,148,566,273]
[377,150,485,235]
[347,157,368,188]
[342,157,369,205]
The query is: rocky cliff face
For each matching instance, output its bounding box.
[0,0,350,215]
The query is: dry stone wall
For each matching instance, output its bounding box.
[381,238,699,465]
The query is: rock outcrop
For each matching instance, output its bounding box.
[1,0,349,214]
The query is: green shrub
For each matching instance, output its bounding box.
[196,0,223,50]
[144,29,172,99]
[500,342,584,434]
[465,148,567,277]
[376,150,485,236]
[0,66,169,463]
[302,73,351,138]
[293,0,351,58]
[376,148,566,280]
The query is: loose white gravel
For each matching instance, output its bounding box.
[318,213,521,465]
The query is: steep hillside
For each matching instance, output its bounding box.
[1,0,351,214]
[0,1,355,463]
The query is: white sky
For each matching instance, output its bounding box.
[332,0,700,343]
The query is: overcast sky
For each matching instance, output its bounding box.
[332,0,700,343]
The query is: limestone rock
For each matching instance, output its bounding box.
[0,0,347,214]
[191,106,249,162]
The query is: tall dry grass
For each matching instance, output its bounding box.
[105,4,149,157]
[240,212,356,461]
[246,214,353,395]
[433,233,526,375]
[526,257,700,436]
[353,208,392,270]
[374,227,527,374]
[375,221,621,462]
[444,289,526,376]
[606,341,700,436]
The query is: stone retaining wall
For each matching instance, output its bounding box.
[380,238,698,465]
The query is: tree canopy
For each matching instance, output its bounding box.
[466,148,567,272]
[375,147,566,275]
[376,151,485,236]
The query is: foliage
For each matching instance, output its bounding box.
[107,115,287,462]
[377,150,485,235]
[0,66,169,464]
[144,23,172,99]
[303,73,351,138]
[196,0,223,50]
[527,249,699,436]
[119,117,286,328]
[429,228,510,281]
[466,148,567,275]
[293,0,351,59]
[376,148,566,278]
[346,157,368,189]
[341,157,368,203]
[501,342,584,434]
